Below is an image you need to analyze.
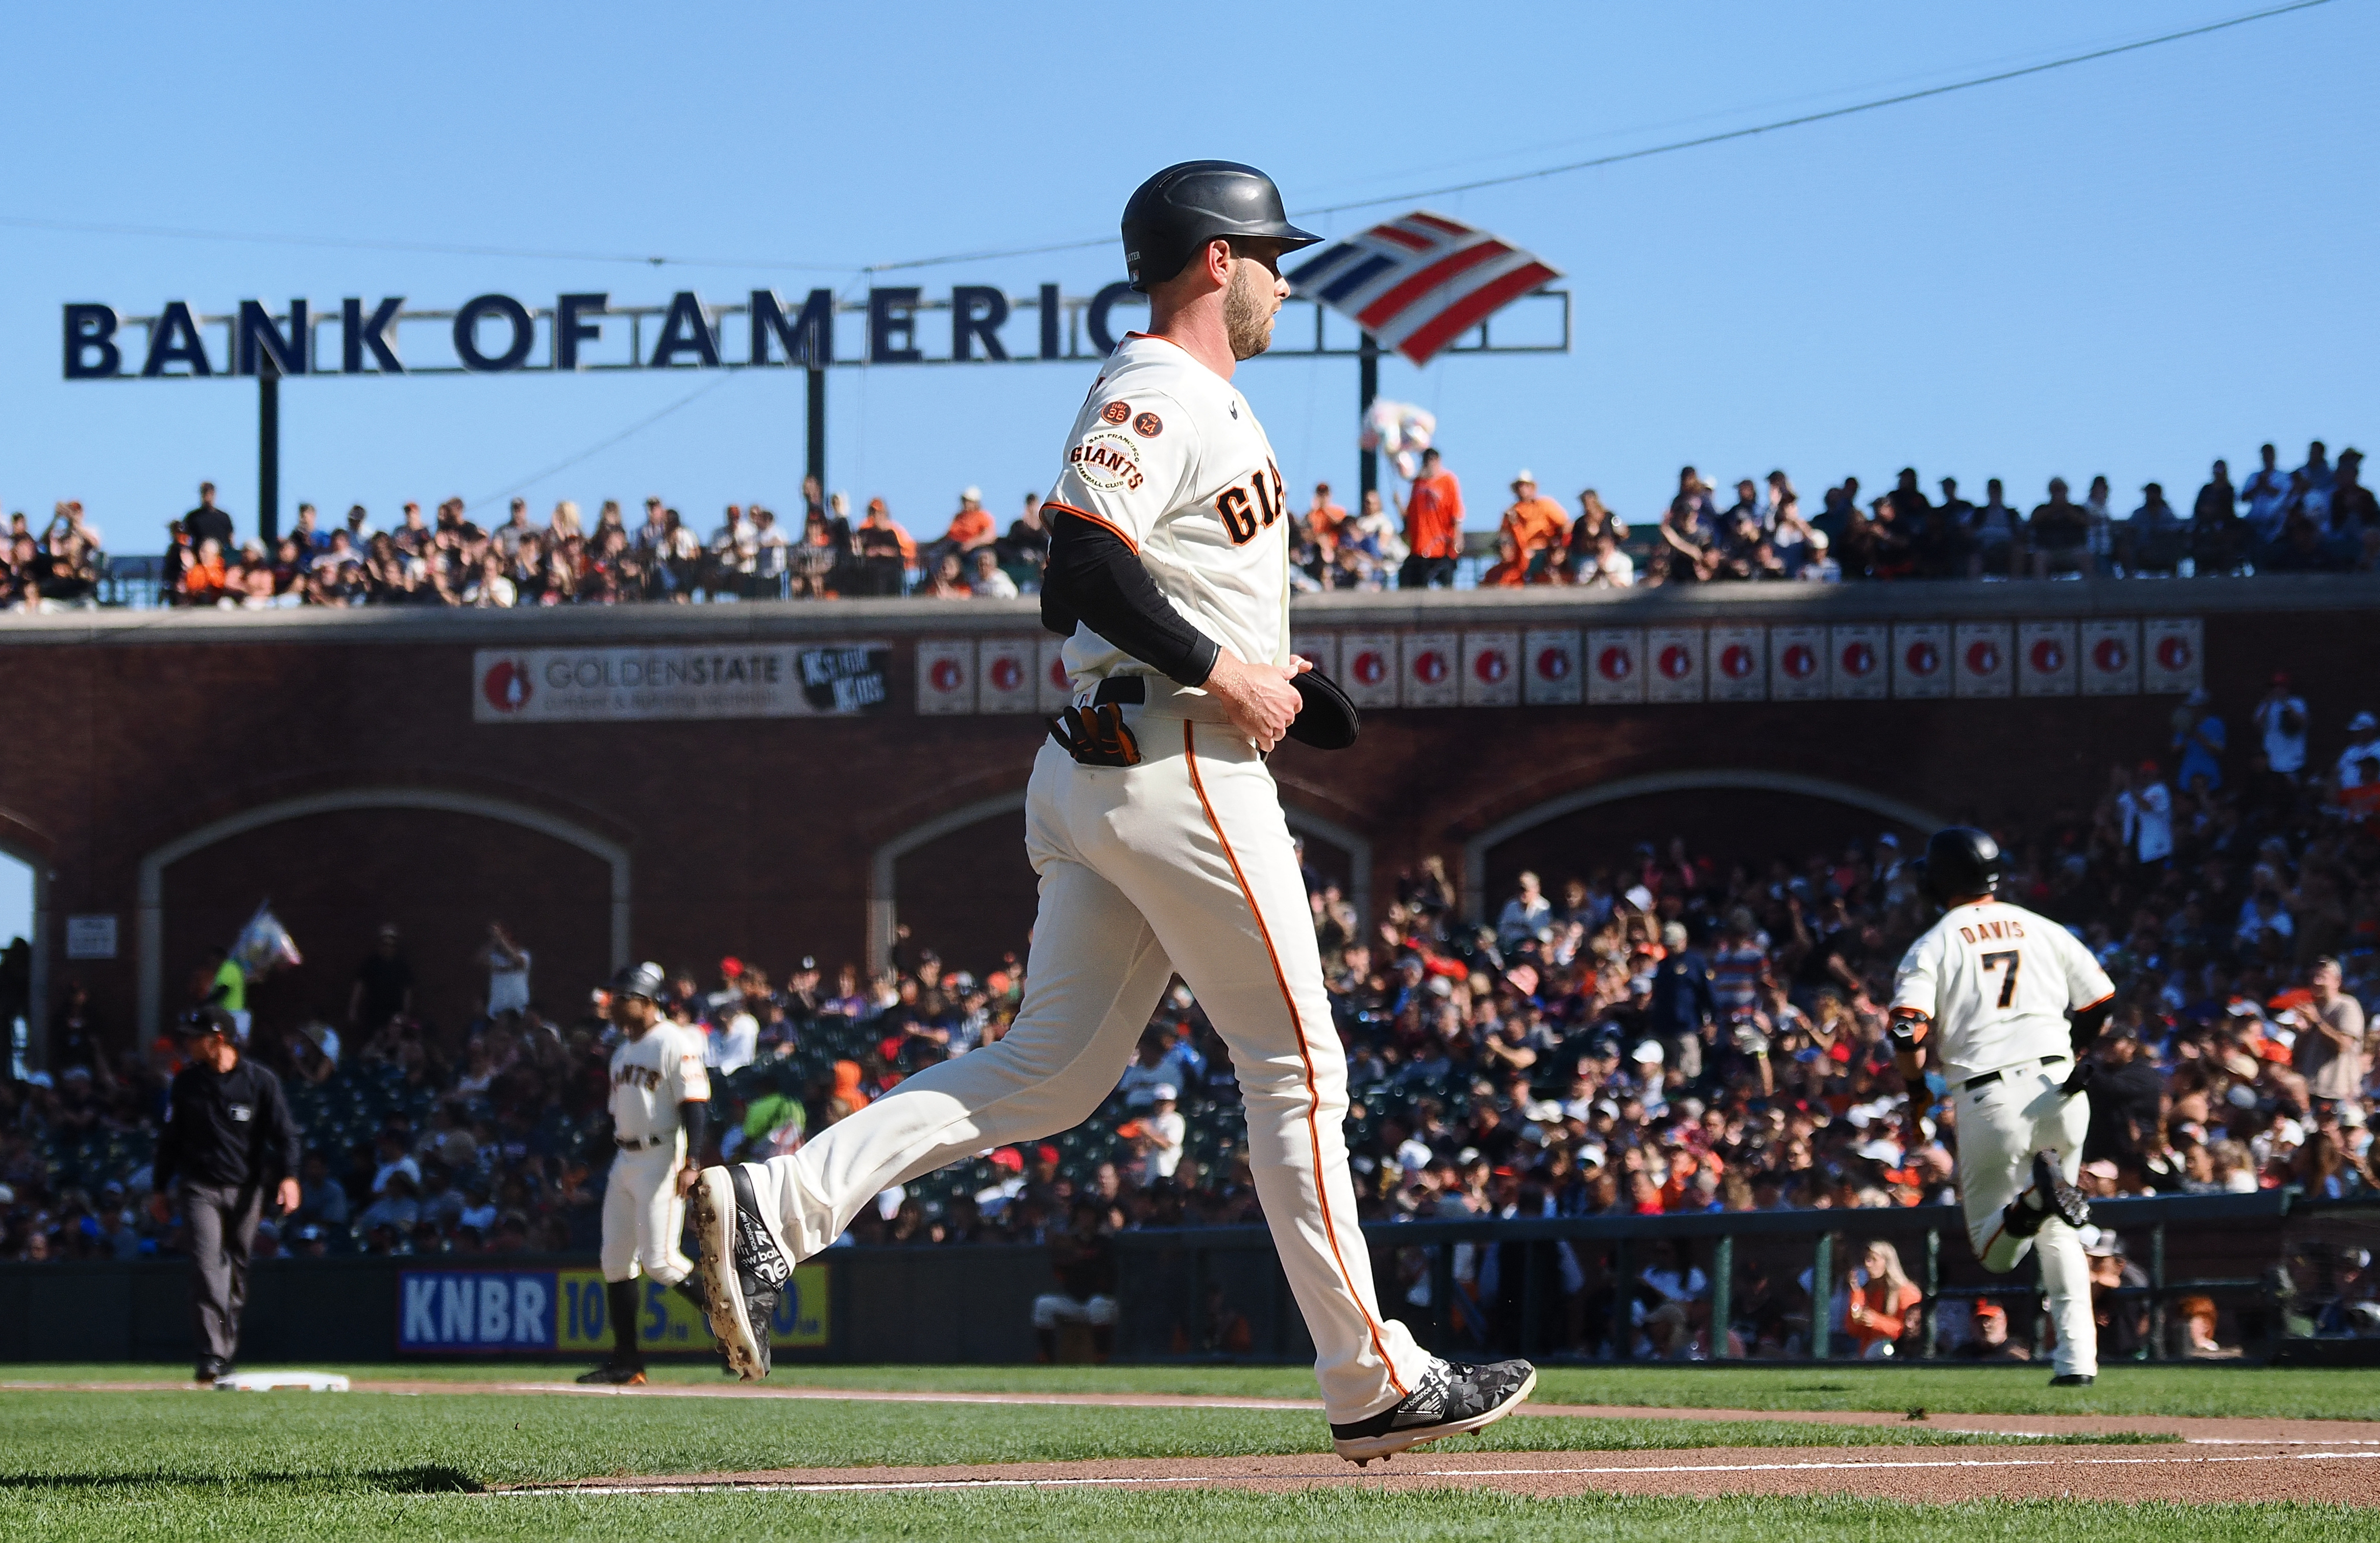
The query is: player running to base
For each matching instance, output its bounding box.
[1888,828,2113,1386]
[579,962,711,1385]
[693,160,1533,1462]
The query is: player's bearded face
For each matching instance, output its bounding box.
[1223,257,1279,361]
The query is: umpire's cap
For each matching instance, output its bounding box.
[610,960,667,1002]
[1122,161,1320,293]
[1917,826,2003,906]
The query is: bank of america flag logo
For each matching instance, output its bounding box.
[1287,212,1561,366]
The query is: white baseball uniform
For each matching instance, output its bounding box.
[740,332,1429,1421]
[601,1022,710,1285]
[1893,899,2114,1377]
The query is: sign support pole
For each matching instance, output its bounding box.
[257,357,281,546]
[805,363,826,492]
[1357,332,1379,501]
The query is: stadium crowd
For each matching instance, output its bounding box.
[4,436,2372,612]
[2,674,2375,1358]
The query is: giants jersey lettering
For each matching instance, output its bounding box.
[1046,333,1291,689]
[607,1023,710,1145]
[1891,900,2114,1082]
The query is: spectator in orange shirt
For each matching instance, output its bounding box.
[1480,533,1528,587]
[1397,447,1463,589]
[183,538,229,604]
[1843,1239,1923,1358]
[941,487,996,553]
[1304,482,1347,555]
[1499,470,1568,581]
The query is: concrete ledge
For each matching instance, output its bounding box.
[2,573,2373,648]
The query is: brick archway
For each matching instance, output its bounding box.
[1458,770,1949,920]
[137,788,630,1038]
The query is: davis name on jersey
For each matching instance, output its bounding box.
[1047,333,1292,689]
[608,1023,709,1146]
[1891,899,2114,1083]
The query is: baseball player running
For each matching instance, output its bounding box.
[1888,828,2113,1385]
[695,160,1532,1461]
[580,961,712,1385]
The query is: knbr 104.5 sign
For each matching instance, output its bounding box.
[398,1265,828,1354]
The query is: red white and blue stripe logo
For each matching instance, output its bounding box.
[1286,211,1561,366]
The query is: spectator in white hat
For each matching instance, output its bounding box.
[942,487,996,553]
[1136,1085,1185,1183]
[1498,471,1567,581]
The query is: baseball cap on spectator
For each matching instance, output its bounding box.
[2225,1083,2260,1110]
[176,1005,236,1039]
[1036,1143,1060,1165]
[1972,1301,2007,1325]
[1426,976,1454,1000]
[1511,470,1535,488]
[720,956,744,979]
[1661,922,1688,950]
[1856,1139,1901,1163]
[1152,1084,1177,1103]
[2343,1105,2369,1129]
[1631,1041,1664,1066]
[2084,1159,2120,1183]
[989,1148,1024,1173]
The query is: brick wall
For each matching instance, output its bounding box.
[2,577,2368,1060]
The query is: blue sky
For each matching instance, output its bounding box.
[2,1,2372,553]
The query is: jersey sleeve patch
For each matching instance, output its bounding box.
[1051,387,1194,549]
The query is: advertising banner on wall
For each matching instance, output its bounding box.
[1290,632,1341,679]
[2142,616,2204,694]
[1707,625,1765,703]
[1954,621,2013,697]
[1892,623,1951,700]
[1829,625,1888,701]
[1585,629,1644,705]
[1341,632,1401,709]
[1645,627,1704,704]
[2080,619,2141,696]
[1401,631,1461,708]
[1770,625,1827,702]
[1522,628,1583,706]
[1461,631,1521,707]
[473,644,892,723]
[915,640,977,715]
[2018,620,2079,696]
[976,637,1039,714]
[397,1264,829,1354]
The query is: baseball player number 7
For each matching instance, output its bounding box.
[1981,951,2021,1007]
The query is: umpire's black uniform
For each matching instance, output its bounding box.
[155,1008,301,1380]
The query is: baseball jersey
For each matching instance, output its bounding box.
[1891,900,2115,1082]
[1045,333,1291,689]
[607,1023,710,1146]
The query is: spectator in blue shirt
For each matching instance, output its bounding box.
[2174,690,2227,792]
[2241,443,2291,545]
[1648,922,1717,1081]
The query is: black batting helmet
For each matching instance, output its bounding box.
[609,960,666,1002]
[1121,161,1321,293]
[1918,827,2003,906]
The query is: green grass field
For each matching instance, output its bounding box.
[1,1364,2373,1540]
[13,1358,2373,1418]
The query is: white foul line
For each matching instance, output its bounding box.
[508,1447,2380,1497]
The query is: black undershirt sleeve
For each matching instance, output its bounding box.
[678,1100,709,1162]
[1039,512,1221,687]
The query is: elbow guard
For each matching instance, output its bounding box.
[2069,996,2114,1057]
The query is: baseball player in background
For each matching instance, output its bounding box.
[696,160,1533,1462]
[1889,828,2113,1386]
[580,961,711,1385]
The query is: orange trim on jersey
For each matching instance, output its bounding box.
[1043,501,1139,554]
[2073,990,2115,1012]
[1182,720,1407,1400]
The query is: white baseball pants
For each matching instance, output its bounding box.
[743,706,1429,1420]
[601,1140,693,1285]
[1956,1061,2095,1379]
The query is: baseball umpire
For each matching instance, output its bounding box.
[155,1004,301,1385]
[1888,827,2113,1385]
[694,160,1533,1462]
[580,961,711,1385]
